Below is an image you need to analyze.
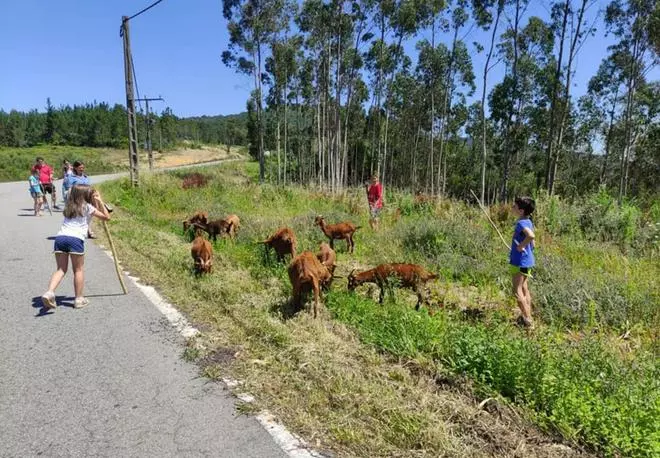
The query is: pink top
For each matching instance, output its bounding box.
[367,182,383,209]
[32,164,53,184]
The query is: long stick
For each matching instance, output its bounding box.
[470,189,509,250]
[102,220,128,294]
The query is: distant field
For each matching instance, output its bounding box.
[0,144,245,182]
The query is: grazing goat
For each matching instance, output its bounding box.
[262,227,297,262]
[348,263,438,310]
[314,215,360,254]
[191,230,213,274]
[316,242,337,290]
[193,218,233,241]
[288,251,333,318]
[225,214,240,238]
[183,211,209,232]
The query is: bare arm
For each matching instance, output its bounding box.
[516,227,535,252]
[92,192,111,221]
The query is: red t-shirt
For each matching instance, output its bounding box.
[367,182,383,209]
[32,164,53,184]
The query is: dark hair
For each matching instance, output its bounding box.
[514,196,535,216]
[36,157,44,162]
[73,160,84,168]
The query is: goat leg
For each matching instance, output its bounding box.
[312,278,320,318]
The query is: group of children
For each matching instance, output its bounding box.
[29,157,109,310]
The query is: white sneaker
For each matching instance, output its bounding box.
[74,297,90,309]
[41,291,56,310]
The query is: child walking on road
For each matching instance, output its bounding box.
[41,185,110,310]
[510,196,536,329]
[29,169,43,216]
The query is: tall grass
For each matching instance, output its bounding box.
[98,162,660,457]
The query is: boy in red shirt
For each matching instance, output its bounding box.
[32,157,60,210]
[365,174,383,231]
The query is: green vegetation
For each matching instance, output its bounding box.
[0,145,124,182]
[98,161,659,457]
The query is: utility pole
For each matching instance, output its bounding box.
[121,16,140,187]
[136,96,164,170]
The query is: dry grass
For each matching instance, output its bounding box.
[94,169,592,457]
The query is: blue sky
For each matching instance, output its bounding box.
[0,0,656,118]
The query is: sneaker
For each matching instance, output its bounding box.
[41,291,57,310]
[87,232,97,239]
[74,297,90,309]
[53,204,61,210]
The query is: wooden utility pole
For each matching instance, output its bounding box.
[121,16,140,186]
[136,96,164,170]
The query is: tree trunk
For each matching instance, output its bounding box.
[549,0,589,195]
[481,3,502,204]
[545,0,570,191]
[600,87,619,185]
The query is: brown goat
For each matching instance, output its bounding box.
[314,216,361,253]
[193,218,233,241]
[183,211,208,232]
[316,242,337,290]
[262,227,297,262]
[348,263,438,310]
[288,251,333,318]
[191,230,213,274]
[225,214,240,238]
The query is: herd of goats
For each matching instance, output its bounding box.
[183,211,438,318]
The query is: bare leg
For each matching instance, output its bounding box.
[71,254,85,298]
[47,253,70,292]
[522,280,532,318]
[512,273,532,322]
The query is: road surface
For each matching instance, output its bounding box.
[0,174,286,457]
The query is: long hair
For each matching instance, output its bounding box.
[64,185,94,218]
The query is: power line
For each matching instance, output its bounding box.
[128,0,166,21]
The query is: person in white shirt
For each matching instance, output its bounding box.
[40,185,110,310]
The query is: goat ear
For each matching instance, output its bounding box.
[349,269,356,277]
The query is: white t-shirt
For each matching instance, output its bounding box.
[57,203,97,240]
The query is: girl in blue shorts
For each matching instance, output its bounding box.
[41,185,111,310]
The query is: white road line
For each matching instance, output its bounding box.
[100,248,321,458]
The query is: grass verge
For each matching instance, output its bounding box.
[96,161,658,457]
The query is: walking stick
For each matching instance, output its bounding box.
[470,189,510,250]
[101,220,128,294]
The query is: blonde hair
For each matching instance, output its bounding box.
[63,185,95,218]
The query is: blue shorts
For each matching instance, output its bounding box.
[54,235,85,255]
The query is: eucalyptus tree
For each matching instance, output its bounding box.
[492,11,554,200]
[604,0,659,201]
[545,0,596,195]
[472,0,505,203]
[222,0,287,183]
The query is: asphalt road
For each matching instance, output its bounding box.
[0,174,285,457]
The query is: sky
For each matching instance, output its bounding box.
[0,0,657,118]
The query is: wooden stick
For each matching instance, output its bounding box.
[470,189,510,250]
[102,220,128,294]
